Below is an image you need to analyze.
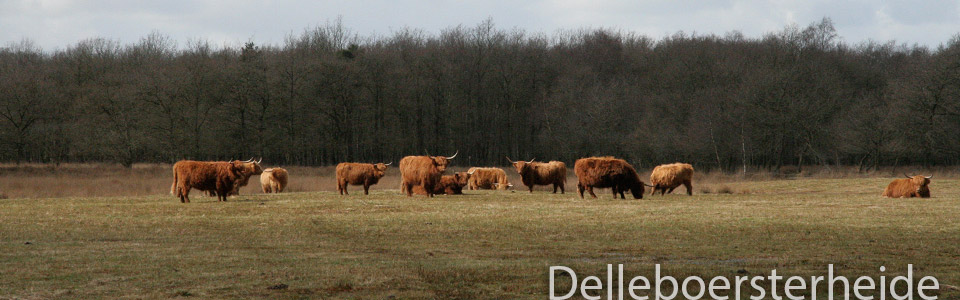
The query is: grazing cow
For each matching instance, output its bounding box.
[882,174,932,198]
[399,151,458,197]
[335,162,391,195]
[260,167,289,193]
[507,157,566,193]
[466,167,513,190]
[574,156,652,199]
[649,163,695,196]
[413,171,471,195]
[170,159,263,203]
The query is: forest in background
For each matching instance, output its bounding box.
[1,18,959,172]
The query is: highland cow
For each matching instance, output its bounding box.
[649,163,695,196]
[336,162,391,195]
[399,151,457,197]
[466,167,512,190]
[260,167,289,193]
[574,156,652,199]
[413,171,471,195]
[882,174,932,198]
[170,158,263,203]
[507,157,566,193]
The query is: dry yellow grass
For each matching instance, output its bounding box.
[1,164,958,299]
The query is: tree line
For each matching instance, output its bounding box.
[1,18,959,172]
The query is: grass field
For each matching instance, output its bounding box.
[1,167,959,299]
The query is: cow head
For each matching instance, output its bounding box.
[239,158,264,176]
[452,171,471,187]
[493,182,514,190]
[906,174,932,194]
[507,157,536,174]
[373,162,391,178]
[230,160,246,175]
[431,151,458,173]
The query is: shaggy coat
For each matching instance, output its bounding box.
[574,157,649,199]
[201,161,264,197]
[260,168,289,193]
[336,163,389,195]
[413,172,470,195]
[171,160,250,203]
[466,167,512,190]
[399,156,451,197]
[649,163,695,196]
[510,160,566,193]
[882,175,932,198]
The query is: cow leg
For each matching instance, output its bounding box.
[577,183,585,199]
[553,184,558,193]
[559,182,565,194]
[182,187,191,203]
[528,185,534,193]
[684,180,693,196]
[619,188,626,199]
[404,183,413,197]
[667,187,676,194]
[612,186,618,199]
[587,187,597,198]
[363,184,370,195]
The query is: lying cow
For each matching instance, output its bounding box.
[413,172,471,195]
[883,174,932,198]
[466,167,512,190]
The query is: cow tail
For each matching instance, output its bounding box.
[170,168,179,196]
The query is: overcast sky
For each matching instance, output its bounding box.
[2,0,959,51]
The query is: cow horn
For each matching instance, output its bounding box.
[384,162,392,166]
[468,169,476,175]
[446,150,458,159]
[642,182,654,187]
[256,157,262,164]
[527,158,535,163]
[506,156,515,163]
[904,173,914,178]
[246,157,255,162]
[925,175,933,179]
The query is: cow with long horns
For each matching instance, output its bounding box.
[507,157,566,193]
[399,151,457,197]
[170,158,263,203]
[574,156,652,199]
[336,162,392,195]
[882,174,932,198]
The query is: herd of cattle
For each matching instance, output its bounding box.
[169,155,934,203]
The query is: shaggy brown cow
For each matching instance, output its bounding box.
[574,156,652,199]
[202,158,264,197]
[336,162,391,195]
[170,159,263,203]
[882,174,932,198]
[649,163,695,196]
[399,151,457,197]
[413,171,471,195]
[260,167,289,193]
[507,157,566,193]
[466,167,512,190]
